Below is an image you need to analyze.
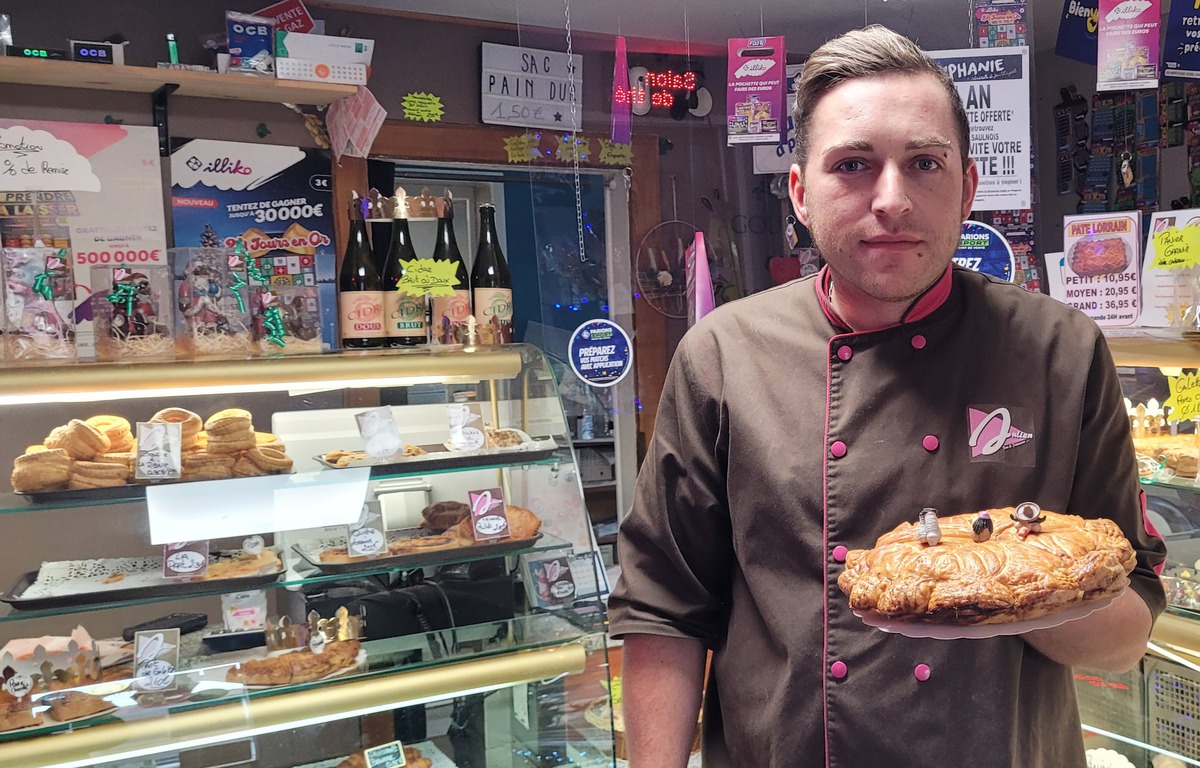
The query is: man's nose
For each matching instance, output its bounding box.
[872,165,913,217]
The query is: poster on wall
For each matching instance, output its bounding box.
[169,139,337,350]
[726,36,786,146]
[0,119,168,357]
[973,2,1028,48]
[1047,211,1141,327]
[1097,0,1160,91]
[931,47,1032,211]
[1057,0,1099,64]
[1140,209,1200,326]
[480,43,584,132]
[1164,0,1200,80]
[753,64,803,175]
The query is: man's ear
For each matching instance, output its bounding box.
[961,158,980,221]
[789,163,809,227]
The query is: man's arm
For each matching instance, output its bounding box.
[623,633,706,768]
[1022,588,1153,671]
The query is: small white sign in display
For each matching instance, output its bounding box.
[481,42,584,131]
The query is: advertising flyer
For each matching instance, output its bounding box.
[1140,209,1200,326]
[169,139,337,350]
[1097,0,1160,91]
[0,119,167,357]
[932,48,1032,211]
[1050,212,1142,327]
[1057,0,1099,64]
[974,3,1028,47]
[953,221,1015,282]
[726,36,786,146]
[1164,0,1200,80]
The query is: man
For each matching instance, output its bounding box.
[608,25,1165,768]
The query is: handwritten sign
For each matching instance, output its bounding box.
[447,403,486,451]
[1152,226,1200,269]
[1165,373,1200,423]
[134,629,180,692]
[402,92,445,123]
[242,535,265,556]
[356,407,402,460]
[3,674,32,699]
[0,125,102,192]
[136,422,182,481]
[346,505,387,558]
[467,487,510,541]
[394,258,462,298]
[364,740,408,768]
[163,541,209,579]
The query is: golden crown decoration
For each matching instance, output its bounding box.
[264,606,365,652]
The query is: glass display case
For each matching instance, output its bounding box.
[1076,334,1200,768]
[0,344,616,768]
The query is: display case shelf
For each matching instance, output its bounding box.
[0,533,573,623]
[1107,332,1200,369]
[1140,475,1200,494]
[0,626,589,768]
[0,56,356,105]
[0,347,524,404]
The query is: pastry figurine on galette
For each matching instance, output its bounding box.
[837,504,1135,626]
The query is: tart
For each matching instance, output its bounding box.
[837,508,1135,625]
[226,640,360,686]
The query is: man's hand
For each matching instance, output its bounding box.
[623,633,706,768]
[1022,588,1153,671]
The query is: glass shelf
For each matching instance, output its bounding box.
[0,612,594,745]
[0,534,573,623]
[1140,475,1200,493]
[0,451,567,517]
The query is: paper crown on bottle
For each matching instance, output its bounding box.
[264,606,365,652]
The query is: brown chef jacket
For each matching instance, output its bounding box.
[609,264,1166,768]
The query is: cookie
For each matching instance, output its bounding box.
[11,449,72,493]
[246,447,292,473]
[85,415,134,453]
[205,408,253,437]
[150,408,203,449]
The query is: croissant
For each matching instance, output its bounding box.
[837,508,1135,625]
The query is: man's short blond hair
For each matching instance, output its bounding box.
[792,25,970,171]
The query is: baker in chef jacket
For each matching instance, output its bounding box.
[608,25,1166,768]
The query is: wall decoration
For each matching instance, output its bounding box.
[503,133,542,163]
[597,140,633,166]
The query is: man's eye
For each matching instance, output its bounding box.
[836,160,865,172]
[915,158,941,171]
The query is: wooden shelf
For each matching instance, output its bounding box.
[0,56,355,104]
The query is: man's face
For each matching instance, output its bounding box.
[790,72,978,305]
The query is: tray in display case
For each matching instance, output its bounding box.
[293,530,544,575]
[1,549,285,610]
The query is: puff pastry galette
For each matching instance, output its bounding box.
[837,508,1135,625]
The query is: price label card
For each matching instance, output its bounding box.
[136,422,182,480]
[163,541,209,579]
[364,740,408,768]
[355,407,403,460]
[134,628,180,692]
[394,257,463,297]
[467,487,510,541]
[1165,373,1200,423]
[1051,212,1142,327]
[447,403,486,451]
[242,535,265,556]
[2,672,32,700]
[346,505,387,558]
[528,556,577,607]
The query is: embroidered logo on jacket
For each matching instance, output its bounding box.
[968,406,1036,464]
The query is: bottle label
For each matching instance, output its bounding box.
[339,291,385,338]
[384,291,427,338]
[431,290,471,343]
[474,287,514,344]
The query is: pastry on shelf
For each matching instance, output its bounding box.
[200,549,282,581]
[421,500,471,531]
[486,427,525,448]
[453,504,543,541]
[837,507,1135,625]
[11,448,72,493]
[0,691,42,732]
[335,745,430,768]
[45,419,111,460]
[226,639,361,686]
[84,416,133,453]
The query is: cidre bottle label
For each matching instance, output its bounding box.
[474,287,513,343]
[384,291,426,337]
[340,291,385,337]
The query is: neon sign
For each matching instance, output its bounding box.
[615,69,698,109]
